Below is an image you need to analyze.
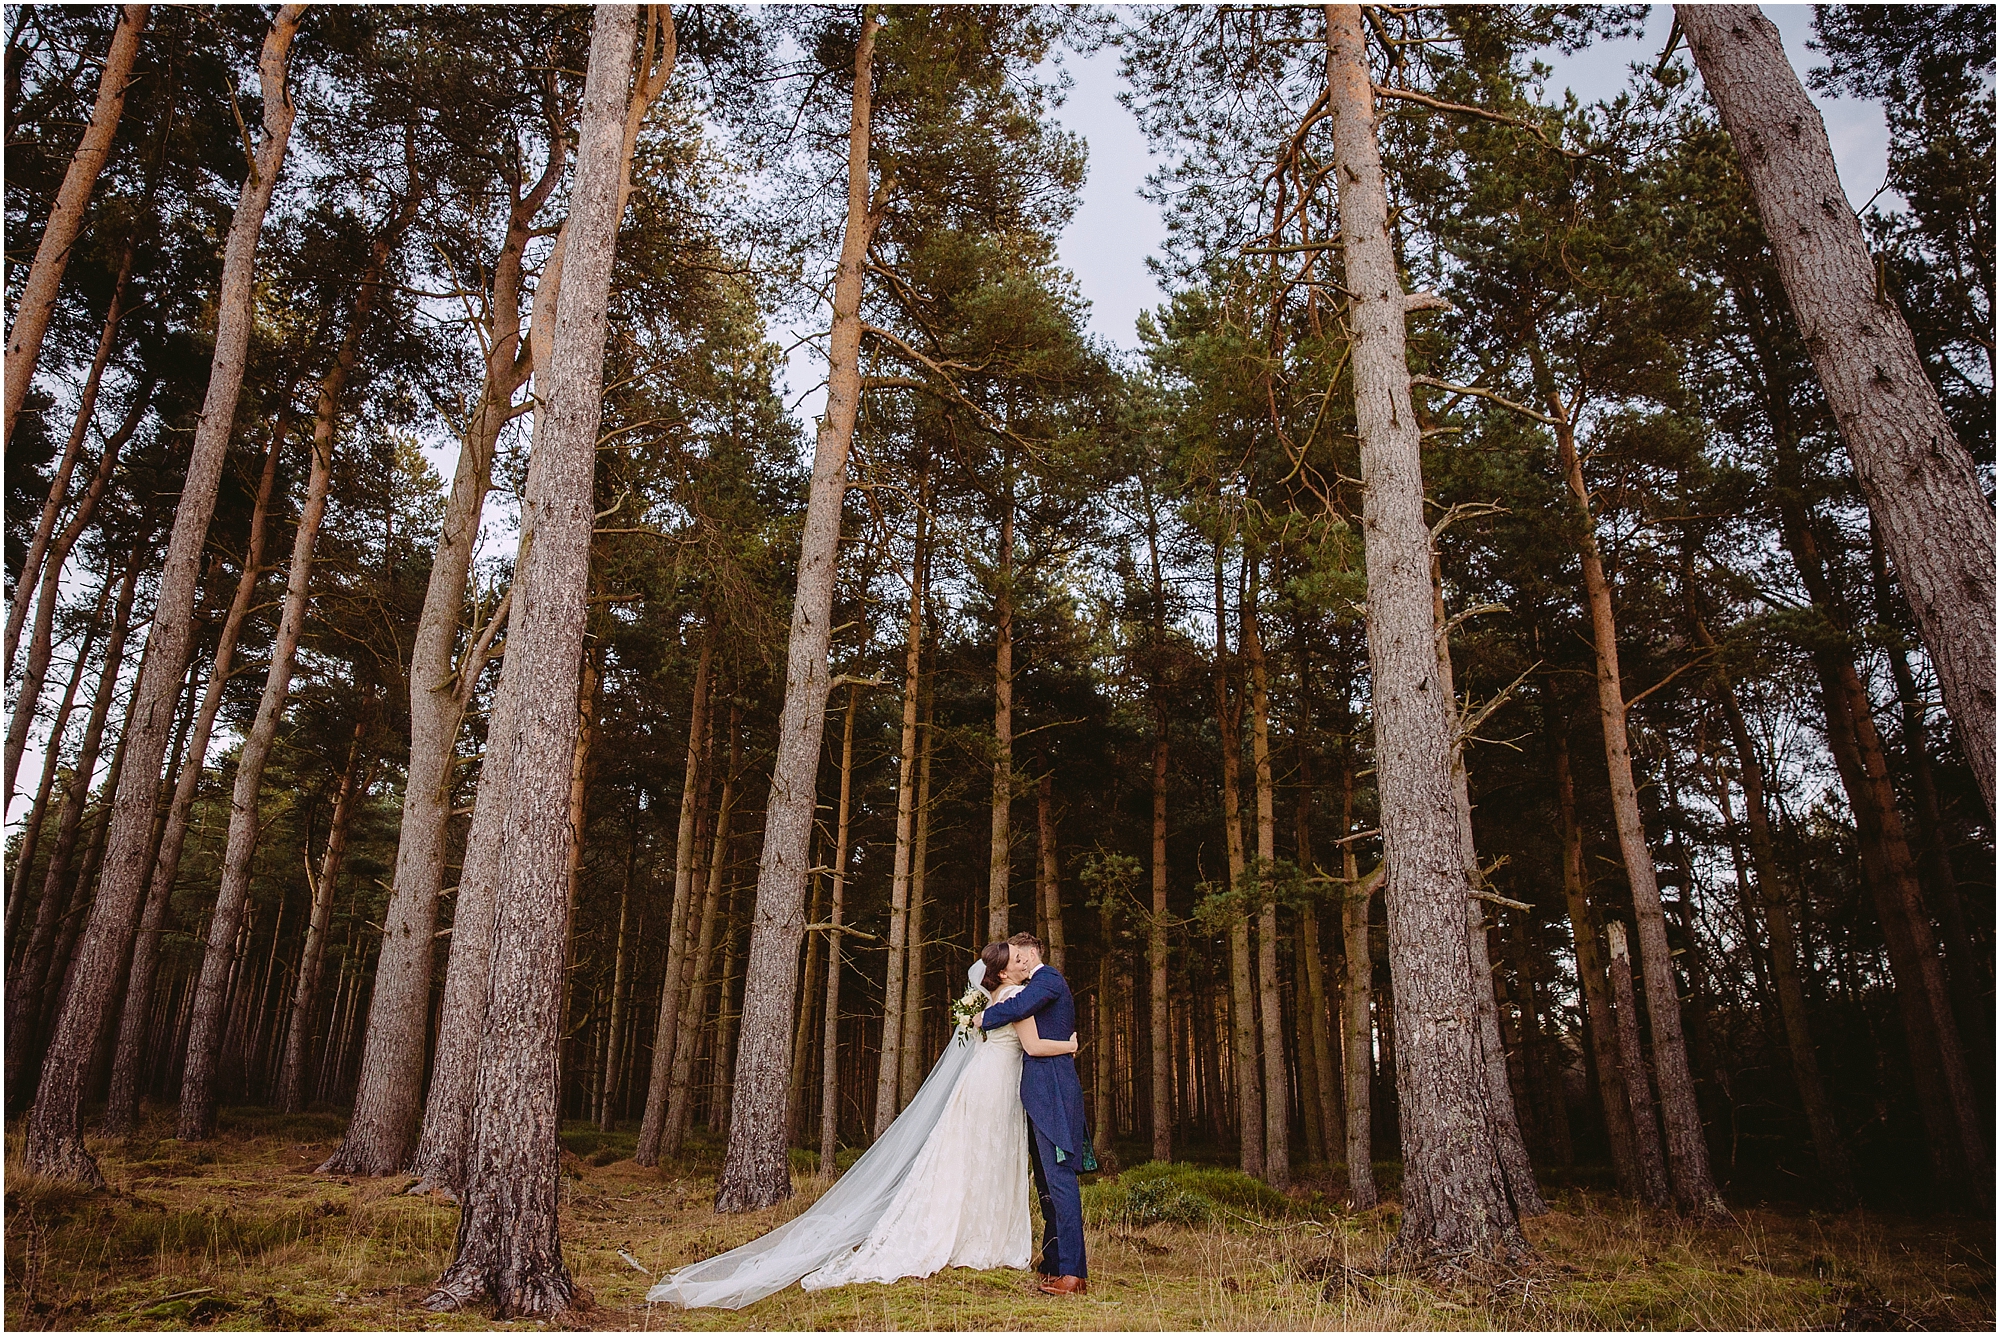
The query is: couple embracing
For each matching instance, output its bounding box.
[649,932,1091,1310]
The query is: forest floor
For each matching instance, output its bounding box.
[4,1107,1993,1332]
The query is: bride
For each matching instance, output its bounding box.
[648,941,1078,1309]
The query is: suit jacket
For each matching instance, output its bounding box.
[980,965,1089,1158]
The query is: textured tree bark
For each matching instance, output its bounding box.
[6,575,110,943]
[874,495,925,1137]
[102,415,288,1136]
[714,9,881,1214]
[2,3,147,455]
[633,623,714,1166]
[4,557,139,1098]
[667,718,736,1153]
[1434,568,1543,1215]
[1552,732,1643,1198]
[1035,772,1066,972]
[1296,763,1344,1168]
[899,704,934,1110]
[788,861,826,1142]
[1604,920,1672,1206]
[420,7,630,1313]
[1338,760,1377,1208]
[326,70,585,1180]
[1326,3,1529,1262]
[5,380,153,806]
[20,6,304,1185]
[819,685,861,1174]
[6,239,134,679]
[1213,541,1263,1179]
[1549,398,1720,1216]
[276,724,369,1113]
[988,473,1015,941]
[1242,558,1289,1188]
[1679,2,1996,815]
[180,216,405,1140]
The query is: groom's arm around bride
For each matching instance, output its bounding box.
[976,933,1091,1293]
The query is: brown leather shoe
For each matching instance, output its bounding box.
[1038,1275,1088,1296]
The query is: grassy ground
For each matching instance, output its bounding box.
[5,1108,1992,1331]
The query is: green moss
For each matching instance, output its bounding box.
[1084,1161,1297,1229]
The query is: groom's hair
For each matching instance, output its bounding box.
[1007,931,1043,955]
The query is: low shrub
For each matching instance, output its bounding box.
[1083,1161,1296,1229]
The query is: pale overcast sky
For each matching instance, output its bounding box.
[1044,3,1895,354]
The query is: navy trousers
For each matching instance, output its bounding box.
[1028,1120,1087,1279]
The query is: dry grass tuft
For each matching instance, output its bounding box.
[6,1112,1992,1331]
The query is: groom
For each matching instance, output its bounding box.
[978,931,1089,1296]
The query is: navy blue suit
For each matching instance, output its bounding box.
[981,966,1089,1279]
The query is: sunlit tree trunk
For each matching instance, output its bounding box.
[2,3,147,455]
[899,705,934,1110]
[1338,755,1376,1208]
[714,9,882,1214]
[22,5,305,1186]
[667,715,737,1154]
[1604,920,1671,1205]
[988,470,1015,941]
[1035,773,1066,972]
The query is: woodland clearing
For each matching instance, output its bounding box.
[5,1108,1992,1332]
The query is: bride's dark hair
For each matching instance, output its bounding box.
[978,941,1012,996]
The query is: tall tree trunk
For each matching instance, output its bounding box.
[6,238,134,677]
[1604,920,1672,1206]
[277,723,370,1113]
[1338,757,1377,1208]
[988,472,1015,941]
[899,700,934,1109]
[1214,538,1263,1178]
[1552,730,1644,1198]
[714,9,882,1214]
[179,220,405,1140]
[789,860,826,1143]
[1296,761,1343,1169]
[4,556,139,1098]
[420,8,630,1313]
[5,380,154,805]
[633,623,715,1165]
[667,711,737,1154]
[1242,556,1288,1188]
[1035,772,1066,972]
[1547,388,1720,1217]
[1,4,147,455]
[6,574,110,939]
[1680,3,1996,816]
[326,72,585,1183]
[19,10,302,1185]
[597,823,638,1132]
[1697,637,1854,1201]
[874,491,925,1137]
[819,685,861,1175]
[1773,478,1988,1203]
[102,413,290,1137]
[1326,2,1529,1261]
[1149,718,1173,1164]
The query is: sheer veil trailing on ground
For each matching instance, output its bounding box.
[645,962,992,1309]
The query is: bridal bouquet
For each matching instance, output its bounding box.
[947,985,988,1045]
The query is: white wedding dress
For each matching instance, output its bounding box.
[647,967,1033,1309]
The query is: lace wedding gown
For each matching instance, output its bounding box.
[647,971,1032,1308]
